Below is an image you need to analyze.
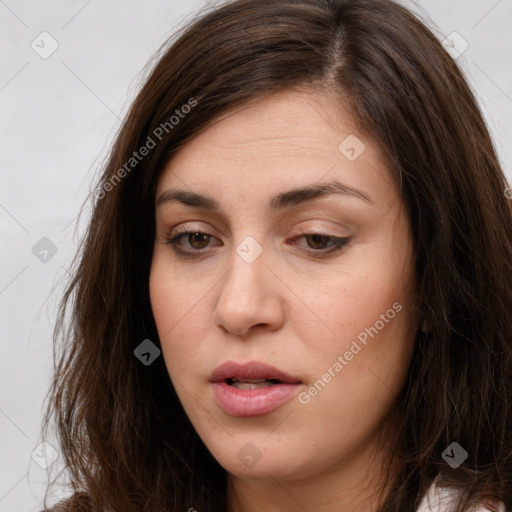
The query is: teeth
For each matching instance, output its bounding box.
[226,378,282,390]
[231,380,274,390]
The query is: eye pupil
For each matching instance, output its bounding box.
[307,234,330,249]
[189,232,209,249]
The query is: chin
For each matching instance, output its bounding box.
[211,444,319,482]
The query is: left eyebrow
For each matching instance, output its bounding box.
[155,179,374,210]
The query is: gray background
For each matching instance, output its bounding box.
[1,1,511,510]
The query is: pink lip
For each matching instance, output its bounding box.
[209,361,302,417]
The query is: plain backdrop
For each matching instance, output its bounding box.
[1,0,511,510]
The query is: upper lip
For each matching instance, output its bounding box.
[209,361,302,384]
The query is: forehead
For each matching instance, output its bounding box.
[157,89,395,206]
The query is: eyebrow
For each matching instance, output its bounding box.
[155,180,374,210]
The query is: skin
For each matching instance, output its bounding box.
[150,88,420,512]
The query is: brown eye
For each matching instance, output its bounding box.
[289,233,351,257]
[304,234,335,250]
[166,231,217,253]
[186,232,211,249]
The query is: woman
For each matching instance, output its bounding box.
[42,0,512,510]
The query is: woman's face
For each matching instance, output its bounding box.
[150,89,419,484]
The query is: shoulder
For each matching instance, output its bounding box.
[416,482,505,512]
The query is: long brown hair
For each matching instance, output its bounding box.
[43,0,512,510]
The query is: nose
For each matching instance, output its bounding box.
[212,241,285,337]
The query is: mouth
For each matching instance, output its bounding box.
[209,361,302,417]
[209,360,302,385]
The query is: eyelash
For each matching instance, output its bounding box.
[165,229,351,258]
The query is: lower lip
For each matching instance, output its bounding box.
[210,381,301,417]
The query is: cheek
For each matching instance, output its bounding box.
[150,248,207,334]
[294,280,415,460]
[290,231,417,412]
[295,249,414,355]
[149,252,227,397]
[149,255,201,375]
[149,260,175,340]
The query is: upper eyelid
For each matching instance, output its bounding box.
[166,226,346,241]
[157,204,357,230]
[164,218,351,235]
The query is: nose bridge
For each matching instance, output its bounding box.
[223,235,267,304]
[212,234,284,335]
